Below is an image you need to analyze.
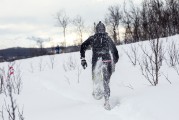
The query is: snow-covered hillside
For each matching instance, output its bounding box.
[0,35,179,120]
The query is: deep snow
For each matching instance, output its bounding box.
[1,35,179,120]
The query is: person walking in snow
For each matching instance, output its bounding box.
[55,45,60,54]
[80,21,119,110]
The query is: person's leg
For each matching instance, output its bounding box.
[103,62,112,100]
[102,62,112,109]
[92,58,104,100]
[92,59,97,81]
[92,57,102,82]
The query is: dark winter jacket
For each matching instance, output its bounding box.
[80,33,119,65]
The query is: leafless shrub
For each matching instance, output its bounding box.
[64,75,70,85]
[166,41,178,67]
[76,65,82,83]
[18,107,24,120]
[172,56,179,77]
[63,64,68,72]
[123,44,138,66]
[13,63,22,94]
[0,107,4,120]
[173,66,179,76]
[0,76,2,93]
[138,54,156,85]
[49,55,55,69]
[4,95,17,120]
[125,84,134,90]
[138,39,165,86]
[2,93,24,120]
[39,58,43,71]
[164,41,179,78]
[63,55,77,72]
[0,62,24,120]
[29,62,34,73]
[161,72,172,84]
[0,68,5,94]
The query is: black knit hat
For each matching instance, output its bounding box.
[96,21,106,33]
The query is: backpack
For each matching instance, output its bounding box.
[92,33,110,55]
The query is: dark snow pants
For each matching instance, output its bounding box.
[92,59,112,101]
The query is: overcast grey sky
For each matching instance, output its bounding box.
[0,0,141,49]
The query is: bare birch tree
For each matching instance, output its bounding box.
[105,5,122,44]
[56,10,70,49]
[73,15,85,45]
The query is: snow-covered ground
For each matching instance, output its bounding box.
[1,35,179,120]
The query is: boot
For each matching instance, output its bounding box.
[104,100,111,110]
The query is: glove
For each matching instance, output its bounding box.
[81,59,87,69]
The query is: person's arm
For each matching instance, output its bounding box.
[80,36,93,59]
[108,37,119,64]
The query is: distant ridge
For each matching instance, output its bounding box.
[0,46,81,62]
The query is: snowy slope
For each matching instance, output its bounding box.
[1,35,179,120]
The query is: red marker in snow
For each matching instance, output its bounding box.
[9,66,14,75]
